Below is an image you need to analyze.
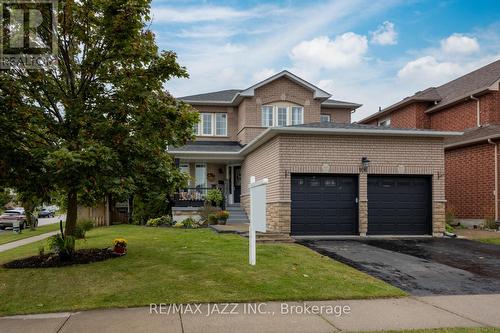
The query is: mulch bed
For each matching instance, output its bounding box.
[2,248,122,269]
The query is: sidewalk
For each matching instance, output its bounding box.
[1,294,499,333]
[0,231,59,253]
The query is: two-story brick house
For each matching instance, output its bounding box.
[169,70,459,236]
[359,59,500,227]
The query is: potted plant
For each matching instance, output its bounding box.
[113,238,127,255]
[217,210,230,225]
[207,213,219,225]
[205,188,223,207]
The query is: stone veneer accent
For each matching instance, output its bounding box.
[241,134,447,236]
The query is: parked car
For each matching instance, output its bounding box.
[0,208,35,229]
[38,208,55,218]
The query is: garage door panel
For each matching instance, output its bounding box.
[291,174,358,236]
[368,176,431,235]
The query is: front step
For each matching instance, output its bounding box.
[225,204,249,224]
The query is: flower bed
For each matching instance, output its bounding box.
[2,248,119,269]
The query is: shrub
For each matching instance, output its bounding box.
[173,221,184,228]
[181,217,198,229]
[74,219,95,239]
[445,210,456,226]
[208,213,219,225]
[197,203,219,225]
[146,215,172,227]
[48,234,75,261]
[445,224,454,233]
[205,189,223,206]
[484,216,497,230]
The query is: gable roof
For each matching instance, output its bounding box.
[178,89,242,104]
[178,70,361,110]
[445,124,500,149]
[239,70,331,99]
[359,59,500,123]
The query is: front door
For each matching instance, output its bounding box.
[233,166,241,203]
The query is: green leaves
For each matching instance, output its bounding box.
[1,0,197,229]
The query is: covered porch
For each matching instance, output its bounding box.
[173,161,243,208]
[168,141,246,226]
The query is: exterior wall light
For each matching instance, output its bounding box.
[360,157,370,172]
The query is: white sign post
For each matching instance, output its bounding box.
[249,176,268,266]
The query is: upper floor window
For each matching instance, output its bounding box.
[262,106,273,127]
[261,105,304,127]
[378,117,391,127]
[193,113,228,136]
[320,114,331,123]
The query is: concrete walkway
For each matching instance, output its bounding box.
[1,294,499,333]
[0,231,59,253]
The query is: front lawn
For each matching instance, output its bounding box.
[0,223,62,245]
[0,225,404,316]
[363,328,500,333]
[479,238,500,245]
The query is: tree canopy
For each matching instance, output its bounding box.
[0,0,197,234]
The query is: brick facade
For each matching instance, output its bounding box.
[445,144,497,219]
[362,90,500,220]
[193,76,352,145]
[241,134,446,236]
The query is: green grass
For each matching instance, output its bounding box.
[362,328,500,333]
[0,223,62,245]
[479,238,500,245]
[0,225,405,316]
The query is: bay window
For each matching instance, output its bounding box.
[262,106,274,127]
[277,107,288,127]
[291,106,303,125]
[261,105,304,127]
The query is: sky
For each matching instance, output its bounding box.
[150,0,500,121]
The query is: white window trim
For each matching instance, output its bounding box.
[261,105,304,127]
[378,117,391,127]
[320,114,331,123]
[195,113,228,137]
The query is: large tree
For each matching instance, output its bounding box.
[0,0,196,235]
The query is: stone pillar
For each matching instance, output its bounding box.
[432,200,446,236]
[358,172,368,236]
[266,202,291,234]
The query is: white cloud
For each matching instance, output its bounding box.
[290,33,368,70]
[152,6,254,23]
[440,33,479,54]
[397,56,462,83]
[151,5,287,23]
[252,68,277,82]
[370,21,397,45]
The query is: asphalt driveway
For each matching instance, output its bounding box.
[300,238,500,296]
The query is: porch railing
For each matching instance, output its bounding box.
[173,187,225,209]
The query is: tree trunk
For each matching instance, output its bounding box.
[65,190,78,236]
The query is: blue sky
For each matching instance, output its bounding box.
[151,0,500,120]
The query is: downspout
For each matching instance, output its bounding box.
[470,95,480,127]
[488,139,498,221]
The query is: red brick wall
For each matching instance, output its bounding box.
[430,99,478,131]
[445,143,496,219]
[480,90,500,125]
[374,103,430,129]
[427,91,499,131]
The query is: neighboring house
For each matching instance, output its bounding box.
[169,70,459,236]
[359,59,500,227]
